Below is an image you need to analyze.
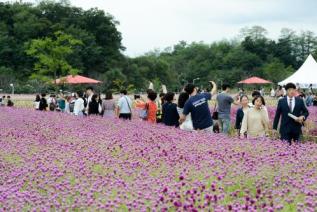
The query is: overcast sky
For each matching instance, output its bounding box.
[3,0,317,56]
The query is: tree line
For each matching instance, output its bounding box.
[0,1,317,93]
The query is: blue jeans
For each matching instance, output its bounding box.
[219,118,231,134]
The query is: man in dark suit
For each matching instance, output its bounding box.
[273,83,309,144]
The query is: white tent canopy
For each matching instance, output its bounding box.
[279,54,317,88]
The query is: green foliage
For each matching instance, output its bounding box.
[240,26,268,40]
[262,58,294,83]
[0,1,123,92]
[25,31,83,82]
[0,66,14,90]
[131,27,317,91]
[112,79,135,93]
[0,1,317,93]
[100,68,127,92]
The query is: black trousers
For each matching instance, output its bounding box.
[119,113,132,120]
[281,132,300,145]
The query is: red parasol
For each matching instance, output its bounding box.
[54,75,101,84]
[238,77,272,84]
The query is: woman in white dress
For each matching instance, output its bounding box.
[177,92,193,131]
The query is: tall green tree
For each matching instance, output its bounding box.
[262,58,294,83]
[294,31,317,64]
[240,26,268,40]
[25,31,83,83]
[275,28,298,68]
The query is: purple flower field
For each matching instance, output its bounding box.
[0,107,317,211]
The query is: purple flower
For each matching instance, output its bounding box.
[0,107,316,210]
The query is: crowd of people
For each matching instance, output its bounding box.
[34,87,107,116]
[0,81,314,145]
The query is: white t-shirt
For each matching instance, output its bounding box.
[47,97,52,105]
[117,95,132,114]
[74,98,85,115]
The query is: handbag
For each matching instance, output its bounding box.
[212,103,218,120]
[139,103,149,120]
[180,117,194,131]
[213,122,220,133]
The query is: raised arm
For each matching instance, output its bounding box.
[209,81,217,96]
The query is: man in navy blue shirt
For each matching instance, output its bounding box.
[180,81,217,133]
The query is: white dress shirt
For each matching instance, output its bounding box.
[287,96,295,112]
